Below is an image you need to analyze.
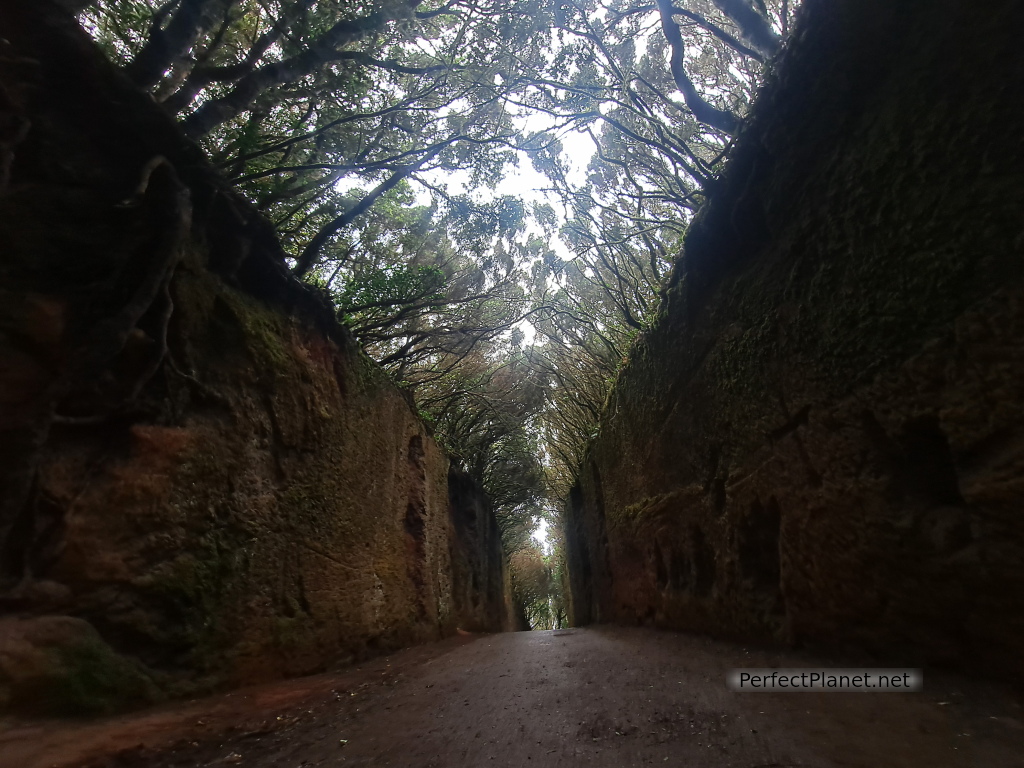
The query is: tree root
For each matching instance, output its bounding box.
[1,156,192,577]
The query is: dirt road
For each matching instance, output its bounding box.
[3,627,1023,768]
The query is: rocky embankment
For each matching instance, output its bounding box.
[565,0,1024,680]
[0,3,514,714]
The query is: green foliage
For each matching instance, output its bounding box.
[337,264,446,316]
[415,339,548,554]
[509,542,566,630]
[417,408,437,430]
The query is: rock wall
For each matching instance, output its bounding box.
[0,3,512,714]
[448,469,521,633]
[566,0,1024,680]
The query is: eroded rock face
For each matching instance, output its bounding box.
[448,469,520,633]
[565,0,1024,679]
[1,249,515,711]
[0,3,512,713]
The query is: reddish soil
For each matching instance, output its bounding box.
[2,627,1022,768]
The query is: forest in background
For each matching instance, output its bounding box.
[77,0,797,628]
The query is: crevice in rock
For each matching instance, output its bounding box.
[738,496,782,591]
[898,415,965,508]
[767,404,811,442]
[404,435,428,618]
[691,525,715,597]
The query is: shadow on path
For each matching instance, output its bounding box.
[2,627,1022,767]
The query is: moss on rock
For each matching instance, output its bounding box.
[0,616,160,716]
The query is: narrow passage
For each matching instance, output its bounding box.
[4,627,1022,768]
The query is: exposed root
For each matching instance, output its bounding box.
[1,157,192,575]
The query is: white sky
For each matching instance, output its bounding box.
[415,118,595,209]
[532,516,550,553]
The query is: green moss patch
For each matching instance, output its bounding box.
[10,633,161,717]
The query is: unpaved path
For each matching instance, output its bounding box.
[2,627,1023,768]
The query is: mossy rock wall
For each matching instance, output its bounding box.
[565,0,1024,679]
[0,2,512,713]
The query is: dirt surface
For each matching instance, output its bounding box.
[2,627,1023,768]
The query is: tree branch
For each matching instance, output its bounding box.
[293,145,444,277]
[655,0,739,134]
[182,0,423,138]
[126,0,223,89]
[711,0,780,56]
